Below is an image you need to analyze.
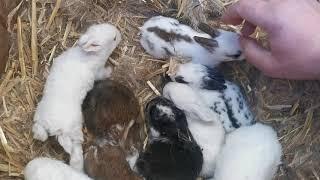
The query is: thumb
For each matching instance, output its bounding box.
[240,36,279,76]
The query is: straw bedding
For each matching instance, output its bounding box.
[0,0,319,179]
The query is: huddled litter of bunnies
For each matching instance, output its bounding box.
[24,16,282,180]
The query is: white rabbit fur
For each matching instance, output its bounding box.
[24,157,93,180]
[169,62,255,133]
[163,82,225,178]
[213,123,282,180]
[139,16,244,67]
[32,23,121,171]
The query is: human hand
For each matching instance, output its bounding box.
[222,0,320,80]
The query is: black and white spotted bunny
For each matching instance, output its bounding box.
[168,62,255,133]
[139,16,245,67]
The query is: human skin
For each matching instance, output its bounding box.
[222,0,320,80]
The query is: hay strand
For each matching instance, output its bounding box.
[46,0,62,30]
[0,63,15,96]
[146,81,161,96]
[7,0,24,33]
[0,125,14,160]
[17,16,26,78]
[31,0,39,77]
[62,21,72,47]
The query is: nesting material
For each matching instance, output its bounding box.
[0,0,319,179]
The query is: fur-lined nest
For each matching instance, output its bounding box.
[0,0,320,179]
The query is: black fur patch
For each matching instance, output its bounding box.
[175,76,188,84]
[163,47,173,56]
[223,97,240,129]
[140,97,203,180]
[197,23,220,38]
[239,100,244,110]
[170,21,179,26]
[201,66,227,90]
[147,26,192,42]
[211,101,222,115]
[145,97,190,140]
[194,36,218,53]
[136,138,203,180]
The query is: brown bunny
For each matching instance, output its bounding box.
[82,79,140,138]
[84,145,142,180]
[82,79,143,179]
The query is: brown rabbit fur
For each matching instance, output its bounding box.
[84,145,142,180]
[82,79,143,179]
[82,79,140,140]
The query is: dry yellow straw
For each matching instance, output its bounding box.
[46,0,62,30]
[146,81,161,96]
[31,0,39,77]
[62,21,72,47]
[0,125,14,159]
[177,0,187,17]
[0,64,15,96]
[17,16,26,78]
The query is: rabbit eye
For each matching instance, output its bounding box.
[226,50,242,59]
[113,36,117,41]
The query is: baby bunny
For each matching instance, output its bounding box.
[136,138,203,180]
[169,62,255,133]
[145,96,191,140]
[162,83,225,178]
[24,157,92,180]
[139,16,244,67]
[82,79,140,139]
[213,123,282,180]
[32,23,121,171]
[84,145,142,180]
[136,96,203,180]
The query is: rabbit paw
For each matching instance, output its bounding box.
[69,143,84,171]
[32,123,48,142]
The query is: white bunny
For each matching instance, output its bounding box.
[213,123,282,180]
[139,16,244,67]
[169,62,255,133]
[24,157,93,180]
[32,23,121,171]
[163,82,225,178]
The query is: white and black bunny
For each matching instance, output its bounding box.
[168,62,255,133]
[144,96,191,140]
[139,16,245,67]
[136,97,203,180]
[163,82,225,178]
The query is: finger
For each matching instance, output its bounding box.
[241,21,256,37]
[221,1,244,25]
[240,36,279,76]
[222,0,270,28]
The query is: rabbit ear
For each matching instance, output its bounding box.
[198,23,220,38]
[78,34,103,52]
[194,36,219,51]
